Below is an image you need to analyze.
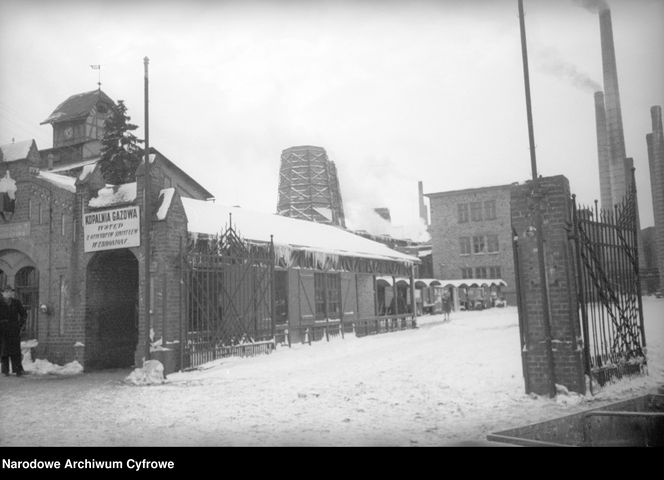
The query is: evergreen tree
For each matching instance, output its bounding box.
[99,100,144,185]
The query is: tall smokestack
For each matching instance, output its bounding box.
[647,106,664,290]
[599,7,630,205]
[594,91,613,209]
[418,181,428,225]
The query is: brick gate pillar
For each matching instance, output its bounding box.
[511,175,586,396]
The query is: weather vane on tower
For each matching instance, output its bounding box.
[90,64,102,90]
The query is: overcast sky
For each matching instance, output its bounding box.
[1,0,662,239]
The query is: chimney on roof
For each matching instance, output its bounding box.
[418,181,428,225]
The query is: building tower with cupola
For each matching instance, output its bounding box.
[39,90,115,174]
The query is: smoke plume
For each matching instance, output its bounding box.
[536,46,602,93]
[573,0,609,13]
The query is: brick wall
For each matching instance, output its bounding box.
[0,159,87,366]
[511,175,586,395]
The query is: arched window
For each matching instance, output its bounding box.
[15,266,37,289]
[0,269,6,289]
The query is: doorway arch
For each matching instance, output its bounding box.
[0,249,39,339]
[85,248,139,369]
[15,266,39,339]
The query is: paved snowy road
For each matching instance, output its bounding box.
[1,299,662,446]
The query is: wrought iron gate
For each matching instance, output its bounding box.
[571,174,647,391]
[182,222,275,369]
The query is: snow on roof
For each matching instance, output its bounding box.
[88,182,137,208]
[48,157,99,174]
[0,139,34,162]
[181,198,418,265]
[156,188,175,220]
[40,90,114,125]
[77,162,98,181]
[441,278,507,288]
[37,171,76,193]
[378,277,508,287]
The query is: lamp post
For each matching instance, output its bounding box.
[518,0,557,398]
[143,56,151,362]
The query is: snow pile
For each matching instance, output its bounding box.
[149,337,172,352]
[23,359,84,376]
[124,360,166,386]
[21,339,39,363]
[88,182,137,208]
[554,383,583,405]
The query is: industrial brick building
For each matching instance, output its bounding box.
[0,90,418,372]
[425,184,516,304]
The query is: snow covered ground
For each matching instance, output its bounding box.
[0,297,662,446]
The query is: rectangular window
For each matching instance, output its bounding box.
[314,273,326,320]
[38,203,43,224]
[484,200,496,220]
[487,234,499,253]
[489,266,502,279]
[59,276,66,336]
[275,271,289,325]
[28,199,32,219]
[326,274,341,320]
[475,267,487,279]
[473,235,485,254]
[314,272,341,320]
[461,267,473,279]
[61,214,66,236]
[459,237,471,255]
[457,203,469,223]
[470,201,483,221]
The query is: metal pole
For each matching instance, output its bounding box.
[270,235,276,342]
[571,195,593,395]
[518,0,556,398]
[143,56,151,362]
[409,264,416,326]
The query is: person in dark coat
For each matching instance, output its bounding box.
[0,285,27,376]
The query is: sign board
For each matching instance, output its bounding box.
[83,206,140,252]
[0,221,30,239]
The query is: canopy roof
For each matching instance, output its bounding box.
[182,197,418,266]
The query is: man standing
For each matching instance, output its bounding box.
[0,285,27,376]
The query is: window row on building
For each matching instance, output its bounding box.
[457,199,496,223]
[459,234,499,255]
[460,266,502,279]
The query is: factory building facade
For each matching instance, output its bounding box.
[425,184,517,305]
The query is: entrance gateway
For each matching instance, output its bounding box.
[511,174,646,397]
[82,205,141,369]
